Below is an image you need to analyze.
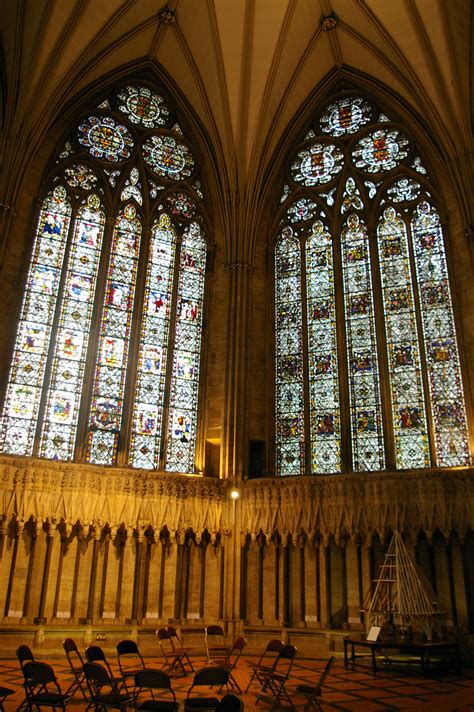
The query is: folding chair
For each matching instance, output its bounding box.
[185,666,229,711]
[134,668,179,711]
[167,625,195,672]
[0,685,14,712]
[16,644,35,667]
[205,625,228,665]
[222,637,246,693]
[116,639,146,695]
[156,628,187,677]
[215,694,243,712]
[21,661,73,710]
[244,639,284,694]
[63,637,88,700]
[255,643,297,711]
[296,656,335,712]
[83,662,133,711]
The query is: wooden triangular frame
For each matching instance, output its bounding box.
[364,531,441,639]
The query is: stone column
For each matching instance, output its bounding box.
[35,523,54,624]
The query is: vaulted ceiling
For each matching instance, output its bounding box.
[0,0,472,220]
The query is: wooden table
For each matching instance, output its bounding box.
[343,634,461,675]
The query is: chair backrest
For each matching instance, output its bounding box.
[205,625,226,652]
[187,666,229,697]
[315,655,336,691]
[134,668,176,705]
[17,644,34,667]
[271,643,297,679]
[206,624,225,637]
[63,637,84,668]
[85,644,115,677]
[117,638,145,675]
[23,661,56,685]
[227,636,247,669]
[215,693,244,712]
[83,661,112,696]
[22,661,63,701]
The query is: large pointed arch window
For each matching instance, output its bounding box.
[0,83,208,473]
[275,94,470,475]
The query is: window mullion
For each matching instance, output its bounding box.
[299,229,311,474]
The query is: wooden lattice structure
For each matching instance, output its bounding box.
[364,531,441,639]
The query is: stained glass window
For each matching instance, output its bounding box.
[165,222,207,472]
[0,187,72,455]
[40,195,105,460]
[275,227,305,476]
[306,220,340,473]
[0,83,208,474]
[275,93,470,475]
[342,214,385,470]
[411,202,470,466]
[142,135,195,181]
[129,214,177,469]
[377,207,429,468]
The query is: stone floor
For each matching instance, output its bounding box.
[0,651,473,710]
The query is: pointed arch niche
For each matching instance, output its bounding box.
[0,81,210,474]
[273,91,470,476]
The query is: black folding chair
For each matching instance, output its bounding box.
[222,637,246,693]
[134,668,179,710]
[16,645,35,667]
[63,637,88,700]
[156,628,187,677]
[21,661,73,710]
[244,638,284,694]
[185,666,229,711]
[116,639,146,695]
[85,645,123,683]
[255,643,297,711]
[205,625,228,665]
[83,662,133,711]
[0,685,14,712]
[215,694,243,712]
[167,625,195,672]
[296,656,335,711]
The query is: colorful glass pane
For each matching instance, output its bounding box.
[40,195,105,460]
[387,177,421,203]
[377,207,430,468]
[306,220,340,472]
[142,135,194,181]
[78,116,134,161]
[120,167,143,205]
[275,228,305,476]
[287,198,319,223]
[165,192,196,219]
[320,97,373,137]
[86,205,142,464]
[0,187,72,455]
[352,129,409,173]
[129,214,177,469]
[411,202,470,465]
[165,223,207,472]
[64,164,98,190]
[341,214,385,470]
[291,143,344,186]
[117,85,170,127]
[341,177,363,213]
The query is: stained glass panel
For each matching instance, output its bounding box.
[120,167,143,205]
[78,116,134,161]
[129,214,177,469]
[0,187,72,455]
[117,86,170,127]
[287,198,319,223]
[411,202,469,465]
[86,205,142,464]
[165,223,206,472]
[341,214,385,470]
[142,135,194,181]
[275,228,305,475]
[320,97,373,137]
[386,177,421,203]
[40,195,105,460]
[352,129,409,173]
[64,164,98,190]
[306,220,340,472]
[377,207,430,468]
[341,177,363,213]
[291,143,344,186]
[166,192,196,219]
